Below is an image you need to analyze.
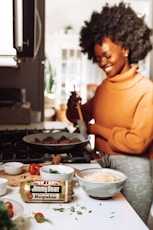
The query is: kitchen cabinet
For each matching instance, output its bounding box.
[0,0,17,67]
[0,0,45,119]
[0,0,41,67]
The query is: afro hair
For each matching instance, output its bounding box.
[79,2,153,64]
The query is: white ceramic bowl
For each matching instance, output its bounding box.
[40,164,74,181]
[0,198,24,220]
[76,168,127,199]
[0,178,8,196]
[3,162,24,175]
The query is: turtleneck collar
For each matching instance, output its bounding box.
[104,65,143,89]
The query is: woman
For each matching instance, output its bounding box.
[66,2,153,225]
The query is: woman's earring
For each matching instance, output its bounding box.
[124,53,128,57]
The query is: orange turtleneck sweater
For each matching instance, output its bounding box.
[66,66,153,158]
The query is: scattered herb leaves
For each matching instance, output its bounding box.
[53,204,92,220]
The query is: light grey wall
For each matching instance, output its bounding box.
[46,0,153,34]
[46,0,153,80]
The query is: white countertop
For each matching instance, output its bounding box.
[1,163,149,230]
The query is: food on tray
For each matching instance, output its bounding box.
[83,172,120,182]
[33,135,81,145]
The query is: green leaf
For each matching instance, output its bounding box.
[53,208,65,212]
[77,211,82,215]
[70,206,75,212]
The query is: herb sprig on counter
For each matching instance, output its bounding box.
[53,203,92,220]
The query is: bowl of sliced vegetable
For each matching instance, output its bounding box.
[40,164,74,181]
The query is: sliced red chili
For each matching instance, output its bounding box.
[35,212,45,223]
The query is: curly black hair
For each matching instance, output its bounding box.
[79,2,153,64]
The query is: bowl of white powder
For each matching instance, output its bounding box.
[76,168,127,199]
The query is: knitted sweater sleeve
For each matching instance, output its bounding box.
[90,90,153,154]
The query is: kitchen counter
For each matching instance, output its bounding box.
[1,163,149,230]
[0,121,75,131]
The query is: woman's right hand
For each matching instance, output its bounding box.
[67,91,82,108]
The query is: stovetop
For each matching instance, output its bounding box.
[0,128,91,163]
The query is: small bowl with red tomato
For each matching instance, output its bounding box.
[3,162,24,175]
[0,198,24,220]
